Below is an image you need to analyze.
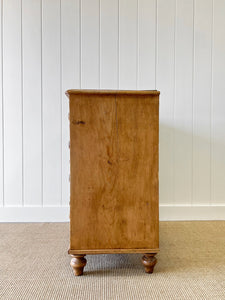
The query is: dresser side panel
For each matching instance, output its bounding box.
[69,93,118,250]
[69,93,159,250]
[115,94,159,249]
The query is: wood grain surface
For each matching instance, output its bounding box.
[68,90,159,252]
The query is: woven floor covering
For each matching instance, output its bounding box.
[0,222,224,300]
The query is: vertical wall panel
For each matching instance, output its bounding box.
[0,0,3,206]
[42,0,61,206]
[174,0,193,204]
[22,0,42,206]
[157,0,175,204]
[3,0,23,206]
[138,0,156,89]
[100,0,118,89]
[61,0,80,206]
[81,0,100,88]
[212,0,225,204]
[1,0,225,219]
[193,0,212,204]
[119,0,137,89]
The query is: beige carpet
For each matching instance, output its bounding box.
[0,222,224,300]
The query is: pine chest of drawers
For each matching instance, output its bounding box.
[66,89,160,275]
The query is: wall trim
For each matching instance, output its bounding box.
[159,205,225,221]
[0,205,225,222]
[0,206,70,222]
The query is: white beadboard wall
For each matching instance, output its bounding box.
[0,0,225,222]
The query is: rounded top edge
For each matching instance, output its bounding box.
[65,89,160,97]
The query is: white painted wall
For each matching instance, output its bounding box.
[0,0,225,222]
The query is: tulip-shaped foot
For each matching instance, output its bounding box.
[141,253,157,273]
[70,254,87,276]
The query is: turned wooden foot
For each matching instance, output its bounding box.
[70,255,87,276]
[141,253,157,274]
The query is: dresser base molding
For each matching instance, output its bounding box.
[68,248,159,255]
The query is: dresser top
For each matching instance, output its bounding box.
[66,89,160,97]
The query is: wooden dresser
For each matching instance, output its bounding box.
[66,89,160,276]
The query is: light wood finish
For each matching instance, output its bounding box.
[67,89,159,275]
[68,248,160,255]
[66,89,160,96]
